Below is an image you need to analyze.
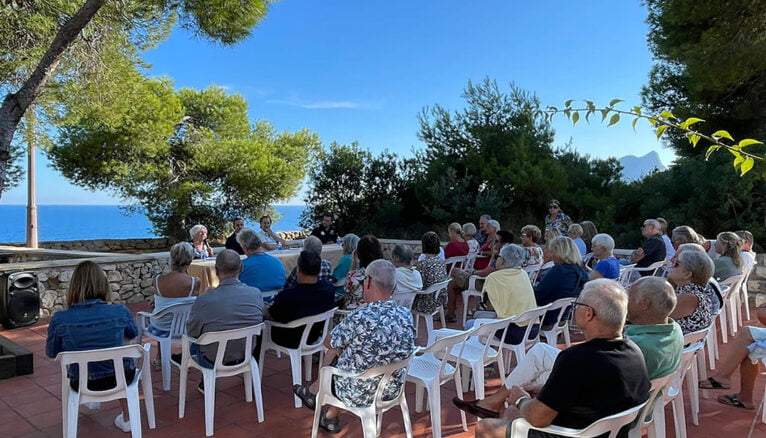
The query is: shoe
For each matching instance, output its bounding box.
[113,413,131,433]
[84,402,101,410]
[197,381,204,394]
[452,397,499,418]
[445,314,457,323]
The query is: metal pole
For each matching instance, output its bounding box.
[25,107,38,248]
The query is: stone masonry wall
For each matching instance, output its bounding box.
[4,238,170,253]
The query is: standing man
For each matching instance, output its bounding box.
[311,212,339,244]
[631,218,666,275]
[179,250,264,390]
[225,218,245,255]
[475,214,492,246]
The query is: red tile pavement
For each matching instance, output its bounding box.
[0,302,762,438]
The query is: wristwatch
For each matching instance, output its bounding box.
[514,395,531,409]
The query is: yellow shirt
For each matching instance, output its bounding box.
[482,268,538,325]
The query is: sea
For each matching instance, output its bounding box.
[0,205,307,243]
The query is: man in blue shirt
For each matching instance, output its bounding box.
[237,228,286,291]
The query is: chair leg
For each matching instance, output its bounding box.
[400,392,414,438]
[688,359,700,426]
[141,371,156,429]
[360,412,379,438]
[160,340,171,391]
[454,367,468,432]
[65,392,79,438]
[304,354,313,381]
[258,344,267,381]
[290,351,303,408]
[414,384,425,413]
[127,388,143,438]
[311,397,323,438]
[178,364,188,418]
[563,326,572,347]
[719,310,728,344]
[427,382,442,438]
[203,374,217,436]
[742,286,750,321]
[439,306,446,329]
[425,316,434,347]
[472,362,485,400]
[243,369,254,403]
[672,392,688,438]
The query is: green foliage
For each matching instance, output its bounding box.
[50,80,319,240]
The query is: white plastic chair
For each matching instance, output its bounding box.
[445,256,467,276]
[258,307,337,408]
[177,324,264,436]
[488,304,552,375]
[524,264,543,284]
[627,374,673,438]
[393,290,419,310]
[540,297,575,348]
[412,279,450,346]
[312,356,415,438]
[618,263,637,287]
[433,316,513,400]
[56,343,156,438]
[720,274,745,336]
[406,330,471,437]
[621,261,666,287]
[740,259,756,322]
[682,328,710,426]
[136,301,194,391]
[511,400,648,438]
[460,274,486,327]
[464,252,478,271]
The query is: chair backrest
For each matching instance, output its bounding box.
[720,274,744,291]
[194,323,263,371]
[154,301,195,339]
[543,297,575,330]
[583,252,594,266]
[267,307,338,350]
[524,264,543,284]
[445,256,467,275]
[505,304,552,350]
[392,291,418,309]
[416,279,450,300]
[509,400,648,438]
[354,355,415,409]
[618,264,637,287]
[56,344,149,398]
[683,326,709,346]
[471,316,516,362]
[634,374,673,429]
[418,329,471,382]
[464,252,478,271]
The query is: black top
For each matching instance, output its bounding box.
[267,280,336,348]
[637,234,666,272]
[311,226,338,244]
[225,232,244,255]
[535,338,650,437]
[534,263,587,327]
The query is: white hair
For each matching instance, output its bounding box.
[580,279,628,331]
[303,235,323,255]
[499,244,525,268]
[591,233,615,253]
[237,228,262,251]
[365,259,397,295]
[487,219,501,231]
[189,224,207,239]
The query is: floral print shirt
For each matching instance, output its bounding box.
[544,212,572,236]
[675,283,715,334]
[412,255,449,314]
[342,267,367,309]
[522,245,544,267]
[330,300,415,407]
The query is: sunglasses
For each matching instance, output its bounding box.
[548,205,559,209]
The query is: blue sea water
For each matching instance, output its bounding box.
[0,205,306,243]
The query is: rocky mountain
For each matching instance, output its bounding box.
[618,151,666,182]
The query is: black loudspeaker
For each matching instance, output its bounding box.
[0,272,41,329]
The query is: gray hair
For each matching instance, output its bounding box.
[236,228,262,251]
[215,249,242,275]
[462,223,477,237]
[391,244,414,265]
[644,219,660,230]
[568,223,583,238]
[303,235,323,255]
[630,277,677,317]
[499,244,525,269]
[677,250,714,285]
[169,242,194,271]
[366,259,397,295]
[591,233,615,253]
[480,214,492,221]
[189,224,207,239]
[580,279,628,331]
[677,243,705,254]
[487,219,501,232]
[342,233,360,254]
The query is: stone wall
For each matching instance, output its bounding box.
[4,238,171,253]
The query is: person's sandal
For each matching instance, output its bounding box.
[717,393,755,410]
[293,384,317,411]
[698,377,730,390]
[319,407,342,434]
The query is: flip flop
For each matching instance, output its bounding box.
[452,396,499,418]
[319,407,342,434]
[293,384,317,411]
[698,377,730,390]
[717,394,755,410]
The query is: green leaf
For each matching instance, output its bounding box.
[705,145,719,159]
[688,133,701,147]
[741,157,755,176]
[659,110,675,120]
[565,99,574,108]
[585,100,596,111]
[607,113,620,127]
[609,98,623,107]
[712,130,734,141]
[738,139,763,148]
[632,106,642,116]
[548,106,558,112]
[733,153,744,169]
[564,109,571,120]
[632,117,639,131]
[655,125,668,139]
[585,110,593,123]
[572,112,580,126]
[679,117,705,129]
[648,117,658,127]
[600,109,610,122]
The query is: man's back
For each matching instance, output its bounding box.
[535,338,650,433]
[268,280,336,348]
[624,320,683,379]
[240,253,286,291]
[637,234,666,269]
[187,278,264,364]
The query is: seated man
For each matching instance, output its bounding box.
[237,228,286,292]
[631,219,666,275]
[257,215,287,251]
[292,259,415,434]
[224,217,245,254]
[454,279,652,438]
[310,212,339,244]
[266,251,336,348]
[283,235,333,289]
[180,250,264,389]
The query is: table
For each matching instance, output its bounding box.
[189,245,345,292]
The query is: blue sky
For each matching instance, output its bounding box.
[2,0,671,205]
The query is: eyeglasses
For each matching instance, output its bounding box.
[572,301,597,316]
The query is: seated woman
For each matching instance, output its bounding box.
[257,215,287,251]
[588,233,620,280]
[568,223,587,256]
[413,232,449,316]
[333,234,359,287]
[341,235,384,309]
[580,220,598,254]
[462,222,479,254]
[671,225,702,250]
[713,231,744,281]
[444,222,470,271]
[189,224,214,259]
[391,244,423,303]
[149,242,199,338]
[668,249,716,334]
[534,236,588,327]
[520,225,544,267]
[543,227,561,246]
[45,261,139,433]
[473,220,501,270]
[466,244,538,344]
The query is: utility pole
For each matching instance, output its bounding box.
[26,107,38,248]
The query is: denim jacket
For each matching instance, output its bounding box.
[46,299,138,381]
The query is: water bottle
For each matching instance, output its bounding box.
[277,242,283,251]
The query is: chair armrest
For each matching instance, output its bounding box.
[468,275,487,291]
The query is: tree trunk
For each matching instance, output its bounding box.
[0,0,107,198]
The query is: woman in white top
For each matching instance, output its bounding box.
[391,244,423,309]
[257,215,287,250]
[148,242,200,338]
[462,222,480,254]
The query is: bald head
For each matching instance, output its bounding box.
[215,249,242,279]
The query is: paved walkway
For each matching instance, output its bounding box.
[0,301,763,437]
